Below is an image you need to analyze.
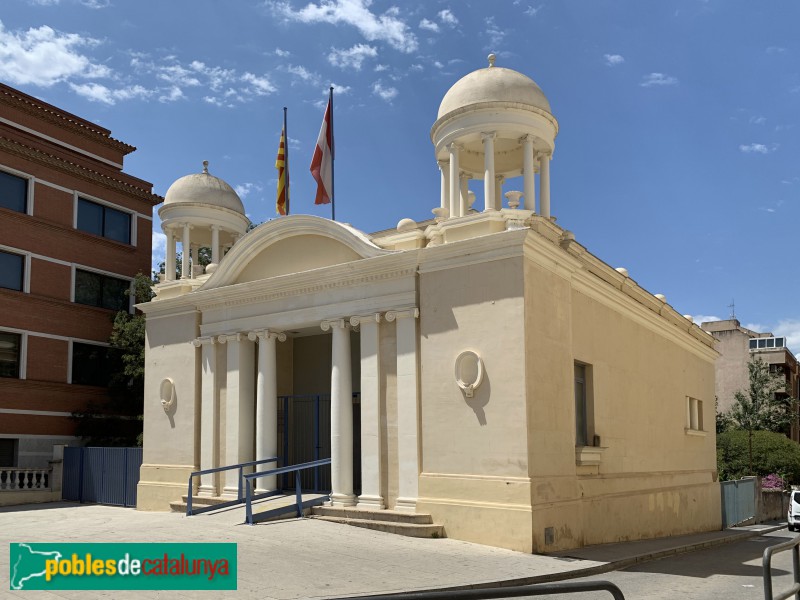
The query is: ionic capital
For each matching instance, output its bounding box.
[192,336,216,347]
[321,319,348,332]
[446,142,462,153]
[495,175,506,183]
[216,332,242,344]
[437,159,450,170]
[481,131,497,142]
[385,308,419,322]
[350,313,382,327]
[247,329,287,343]
[519,134,535,145]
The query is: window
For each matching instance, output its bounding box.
[575,363,589,446]
[71,343,113,387]
[0,332,21,378]
[77,198,131,244]
[686,397,704,433]
[750,337,787,351]
[0,170,28,213]
[0,251,23,291]
[0,439,17,467]
[74,270,130,311]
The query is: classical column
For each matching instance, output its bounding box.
[211,225,220,265]
[193,336,217,496]
[448,143,461,218]
[190,244,199,279]
[460,172,469,217]
[248,329,286,493]
[539,151,551,219]
[482,132,496,211]
[165,229,176,281]
[218,332,255,498]
[351,313,383,509]
[522,135,536,212]
[437,160,450,213]
[495,175,505,210]
[181,223,191,280]
[321,319,356,506]
[386,308,420,512]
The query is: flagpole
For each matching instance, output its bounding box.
[283,106,289,215]
[329,86,335,222]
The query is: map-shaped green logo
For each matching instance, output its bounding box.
[10,543,62,590]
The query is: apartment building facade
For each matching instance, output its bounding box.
[0,83,160,468]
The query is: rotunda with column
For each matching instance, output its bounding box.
[157,161,249,295]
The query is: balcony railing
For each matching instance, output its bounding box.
[0,467,51,491]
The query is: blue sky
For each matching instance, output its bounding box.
[3,0,799,350]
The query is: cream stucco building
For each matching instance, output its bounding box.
[137,56,722,553]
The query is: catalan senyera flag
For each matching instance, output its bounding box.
[310,94,333,205]
[275,125,288,215]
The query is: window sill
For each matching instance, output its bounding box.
[684,428,707,437]
[575,446,605,466]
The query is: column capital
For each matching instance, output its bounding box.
[385,308,419,322]
[321,319,349,332]
[519,134,536,145]
[182,222,195,230]
[481,131,497,141]
[437,159,449,170]
[247,329,287,343]
[192,336,216,347]
[446,142,462,152]
[350,313,382,327]
[217,332,243,344]
[495,174,506,183]
[210,224,221,232]
[539,150,553,160]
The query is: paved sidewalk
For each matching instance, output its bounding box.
[0,501,787,599]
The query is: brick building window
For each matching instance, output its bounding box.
[77,198,131,244]
[71,342,113,387]
[0,331,21,378]
[0,439,16,467]
[0,251,24,291]
[0,170,28,213]
[74,269,130,311]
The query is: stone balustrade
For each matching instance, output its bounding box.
[0,468,51,491]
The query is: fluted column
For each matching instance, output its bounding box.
[321,319,355,506]
[218,332,255,497]
[482,132,496,211]
[210,225,220,265]
[351,313,383,509]
[448,143,461,218]
[387,308,420,512]
[193,336,217,496]
[522,135,536,212]
[437,160,450,213]
[248,329,285,492]
[539,151,551,219]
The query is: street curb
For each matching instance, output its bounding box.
[330,523,788,599]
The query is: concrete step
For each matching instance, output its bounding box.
[169,495,233,513]
[311,505,434,524]
[312,515,445,538]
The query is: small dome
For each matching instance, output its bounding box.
[438,64,552,120]
[163,161,244,215]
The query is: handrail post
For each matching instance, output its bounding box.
[187,474,194,516]
[295,468,303,518]
[245,477,253,525]
[238,465,243,500]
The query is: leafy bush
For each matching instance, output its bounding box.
[761,473,786,490]
[717,430,800,483]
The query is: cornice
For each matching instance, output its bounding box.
[431,101,560,140]
[418,228,528,274]
[0,85,135,154]
[0,135,162,206]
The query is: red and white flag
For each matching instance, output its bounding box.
[310,95,333,205]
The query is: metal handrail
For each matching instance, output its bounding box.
[763,534,800,600]
[331,580,625,599]
[186,456,278,516]
[244,458,332,525]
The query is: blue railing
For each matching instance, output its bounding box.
[244,458,332,525]
[331,580,625,599]
[186,456,279,516]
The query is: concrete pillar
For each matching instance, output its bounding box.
[540,152,551,219]
[218,332,255,498]
[448,143,461,218]
[460,172,469,217]
[181,223,191,280]
[437,160,450,213]
[165,229,176,281]
[482,132,496,211]
[322,319,356,506]
[249,329,285,492]
[522,135,536,212]
[351,313,384,509]
[190,244,199,278]
[387,308,420,512]
[193,336,218,496]
[211,225,220,265]
[495,175,505,210]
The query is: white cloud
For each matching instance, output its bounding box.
[739,143,770,154]
[372,80,397,102]
[241,72,277,95]
[524,5,542,16]
[749,115,766,125]
[640,72,678,87]
[373,63,388,72]
[328,43,377,70]
[484,16,504,48]
[0,21,111,87]
[69,82,152,104]
[284,63,320,84]
[329,83,351,94]
[433,60,443,69]
[235,182,263,198]
[604,53,624,66]
[438,9,458,26]
[151,231,166,273]
[419,18,439,33]
[80,0,111,8]
[410,63,423,72]
[274,47,290,57]
[692,314,723,325]
[766,46,786,54]
[272,0,417,53]
[28,0,60,5]
[774,320,800,354]
[158,85,185,103]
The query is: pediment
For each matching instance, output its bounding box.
[201,215,392,289]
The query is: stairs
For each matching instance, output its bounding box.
[169,495,230,513]
[310,505,445,538]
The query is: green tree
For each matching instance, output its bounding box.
[717,429,800,483]
[727,357,794,474]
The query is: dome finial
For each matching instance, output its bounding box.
[487,53,496,68]
[202,160,209,174]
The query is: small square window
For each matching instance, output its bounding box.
[0,251,24,291]
[0,331,21,378]
[77,198,131,244]
[74,269,129,311]
[72,342,113,387]
[0,170,28,213]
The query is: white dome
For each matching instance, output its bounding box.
[163,162,244,215]
[438,65,552,120]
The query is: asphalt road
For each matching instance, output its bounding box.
[520,528,797,599]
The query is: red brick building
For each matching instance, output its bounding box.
[0,83,161,468]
